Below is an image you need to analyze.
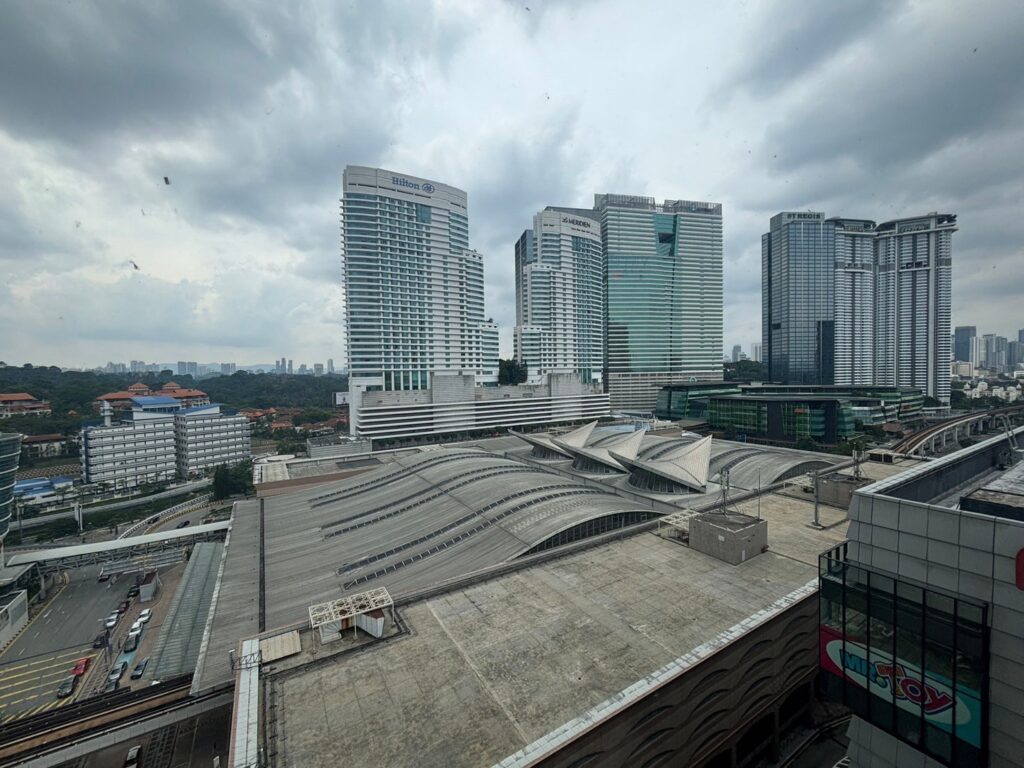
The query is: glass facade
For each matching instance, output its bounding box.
[763,212,835,385]
[819,543,987,767]
[597,194,723,410]
[654,382,741,420]
[707,396,856,443]
[0,433,22,540]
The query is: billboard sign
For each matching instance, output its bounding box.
[820,626,981,747]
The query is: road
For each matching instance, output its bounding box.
[17,480,211,531]
[0,567,128,720]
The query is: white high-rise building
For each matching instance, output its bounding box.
[81,399,177,487]
[830,217,877,386]
[513,208,603,385]
[342,166,499,434]
[874,213,956,404]
[749,342,762,362]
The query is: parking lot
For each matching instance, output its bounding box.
[0,562,184,721]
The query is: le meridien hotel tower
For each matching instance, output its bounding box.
[596,194,723,411]
[341,166,498,434]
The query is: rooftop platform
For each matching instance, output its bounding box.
[264,492,846,768]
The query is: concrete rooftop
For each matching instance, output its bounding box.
[264,492,846,768]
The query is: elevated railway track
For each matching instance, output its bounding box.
[891,405,1024,456]
[0,675,230,767]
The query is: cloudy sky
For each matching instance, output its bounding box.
[2,0,1023,369]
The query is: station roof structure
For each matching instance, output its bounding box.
[612,434,713,492]
[259,491,848,768]
[194,447,666,692]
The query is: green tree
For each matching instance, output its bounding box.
[498,359,527,385]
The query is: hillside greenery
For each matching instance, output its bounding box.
[0,365,346,434]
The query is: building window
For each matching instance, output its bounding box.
[818,543,987,767]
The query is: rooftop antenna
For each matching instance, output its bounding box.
[718,468,739,515]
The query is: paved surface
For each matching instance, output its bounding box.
[0,567,126,720]
[74,705,231,768]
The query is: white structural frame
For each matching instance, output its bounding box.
[656,509,701,536]
[308,587,393,640]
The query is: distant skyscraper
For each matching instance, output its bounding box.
[287,359,293,375]
[220,363,236,375]
[513,208,603,385]
[1019,328,1024,345]
[177,361,187,375]
[762,212,835,385]
[873,213,956,403]
[596,193,723,410]
[342,166,499,432]
[750,342,762,362]
[954,326,976,363]
[314,363,324,376]
[327,358,334,374]
[186,361,198,378]
[731,344,742,362]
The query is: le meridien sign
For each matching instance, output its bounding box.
[820,626,981,747]
[391,176,435,194]
[562,216,592,229]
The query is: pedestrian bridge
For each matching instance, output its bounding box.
[5,522,229,573]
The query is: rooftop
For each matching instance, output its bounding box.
[263,490,845,768]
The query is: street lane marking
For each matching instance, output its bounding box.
[0,575,70,662]
[0,647,89,674]
[0,652,96,686]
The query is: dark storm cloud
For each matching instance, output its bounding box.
[760,7,1024,173]
[0,2,308,147]
[729,0,900,96]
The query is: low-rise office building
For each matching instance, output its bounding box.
[80,398,178,487]
[174,404,252,478]
[351,372,609,443]
[81,398,251,486]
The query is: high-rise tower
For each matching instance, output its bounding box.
[762,212,835,385]
[873,213,956,403]
[513,208,603,385]
[342,166,498,433]
[830,218,877,386]
[596,194,723,411]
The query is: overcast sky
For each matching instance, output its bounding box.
[2,0,1023,369]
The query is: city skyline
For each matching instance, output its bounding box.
[1,2,1023,367]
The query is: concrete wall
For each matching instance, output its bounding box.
[847,489,1024,768]
[690,514,768,565]
[0,590,28,650]
[532,592,820,768]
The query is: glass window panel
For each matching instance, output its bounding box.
[924,722,952,763]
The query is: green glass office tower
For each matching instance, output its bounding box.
[595,194,723,411]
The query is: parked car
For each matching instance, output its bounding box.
[56,676,77,698]
[97,573,109,583]
[175,520,191,529]
[108,661,128,682]
[129,619,143,634]
[104,613,119,629]
[138,608,152,624]
[127,585,140,598]
[117,600,131,613]
[124,745,142,768]
[70,657,90,676]
[124,634,139,653]
[93,633,107,649]
[102,679,119,694]
[130,658,149,680]
[147,515,160,524]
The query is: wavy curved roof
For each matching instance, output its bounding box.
[553,428,645,472]
[613,435,713,492]
[509,421,597,459]
[249,447,658,625]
